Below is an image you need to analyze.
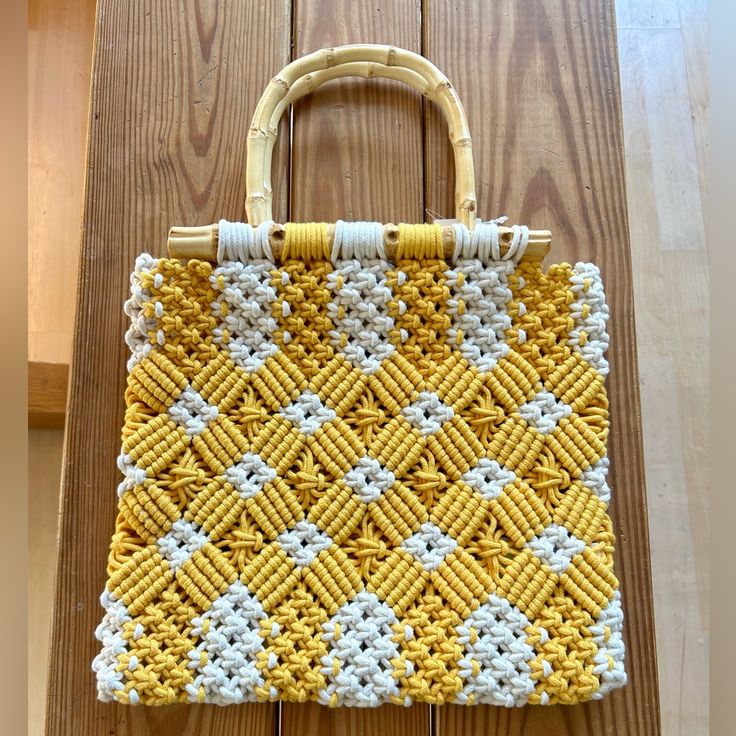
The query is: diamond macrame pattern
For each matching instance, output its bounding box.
[94,239,623,707]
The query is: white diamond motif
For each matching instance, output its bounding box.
[462,458,517,500]
[210,261,279,373]
[342,456,396,503]
[580,457,611,505]
[455,593,539,706]
[224,452,276,499]
[318,590,402,707]
[157,518,210,572]
[401,391,455,436]
[589,590,627,697]
[168,386,219,436]
[277,519,333,568]
[123,253,160,372]
[281,391,337,435]
[92,591,132,702]
[401,522,458,571]
[116,452,147,498]
[445,259,514,373]
[517,390,572,435]
[327,254,396,375]
[186,580,267,704]
[568,262,610,376]
[527,523,586,574]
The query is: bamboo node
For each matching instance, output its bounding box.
[273,76,290,93]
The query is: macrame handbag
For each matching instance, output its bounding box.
[93,44,626,707]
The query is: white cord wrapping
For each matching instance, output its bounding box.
[506,224,529,261]
[217,220,274,263]
[451,217,528,263]
[452,222,471,260]
[254,221,274,260]
[331,221,386,262]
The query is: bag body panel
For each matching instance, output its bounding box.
[93,226,625,707]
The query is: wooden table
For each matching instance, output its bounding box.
[46,1,660,734]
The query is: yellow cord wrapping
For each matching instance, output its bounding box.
[282,222,330,261]
[396,223,444,260]
[93,225,624,708]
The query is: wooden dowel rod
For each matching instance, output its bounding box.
[167,223,552,262]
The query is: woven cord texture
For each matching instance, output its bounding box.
[93,221,625,707]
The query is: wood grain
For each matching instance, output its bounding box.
[288,0,424,224]
[45,2,291,734]
[28,362,68,428]
[283,3,430,734]
[29,429,65,736]
[617,3,709,732]
[423,1,660,733]
[28,0,96,365]
[617,28,704,251]
[282,702,431,736]
[677,0,708,219]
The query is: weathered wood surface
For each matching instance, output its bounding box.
[46,1,660,734]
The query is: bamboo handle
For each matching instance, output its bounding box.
[261,62,434,225]
[246,44,476,228]
[166,45,553,261]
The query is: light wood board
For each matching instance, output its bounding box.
[28,362,68,428]
[28,0,96,365]
[29,429,65,736]
[616,2,709,734]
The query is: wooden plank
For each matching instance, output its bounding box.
[617,27,704,251]
[28,362,69,428]
[424,1,660,733]
[676,0,708,219]
[282,2,429,734]
[28,0,96,365]
[288,0,424,224]
[616,0,680,26]
[637,352,708,736]
[45,2,291,734]
[29,429,65,736]
[616,8,709,732]
[283,702,431,736]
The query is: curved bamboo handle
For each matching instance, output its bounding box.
[261,62,434,227]
[246,44,476,228]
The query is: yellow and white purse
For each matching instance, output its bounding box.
[93,44,626,708]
